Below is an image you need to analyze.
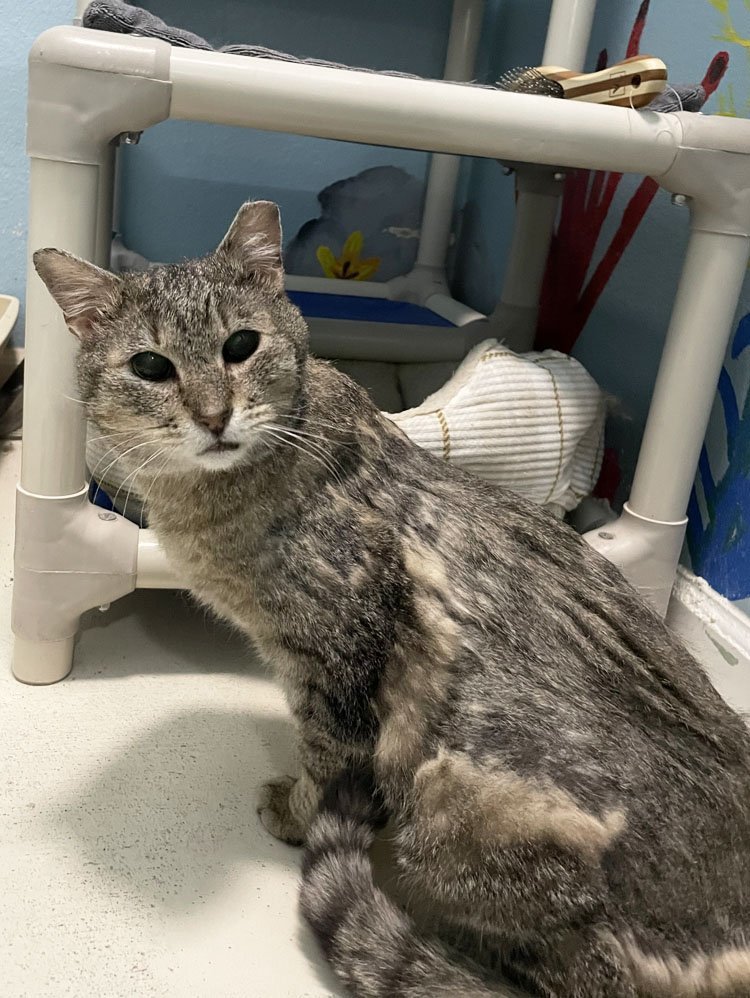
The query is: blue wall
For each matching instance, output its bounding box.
[119,0,458,261]
[1,0,72,343]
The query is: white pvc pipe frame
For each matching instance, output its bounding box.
[14,23,750,683]
[412,0,597,322]
[493,0,598,352]
[542,0,598,69]
[412,0,484,275]
[164,50,680,172]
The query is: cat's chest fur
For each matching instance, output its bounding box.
[147,471,282,626]
[146,468,403,660]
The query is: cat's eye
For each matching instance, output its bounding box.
[223,329,260,364]
[130,351,175,382]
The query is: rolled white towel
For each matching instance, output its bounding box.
[385,340,605,516]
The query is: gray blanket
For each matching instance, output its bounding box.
[82,1,705,113]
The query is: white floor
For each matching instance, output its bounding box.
[0,442,343,998]
[3,438,750,998]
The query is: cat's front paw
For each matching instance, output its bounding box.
[257,775,319,846]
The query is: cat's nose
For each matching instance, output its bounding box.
[195,407,232,437]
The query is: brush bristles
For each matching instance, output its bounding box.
[496,67,564,98]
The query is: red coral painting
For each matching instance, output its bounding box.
[536,0,728,357]
[534,0,729,501]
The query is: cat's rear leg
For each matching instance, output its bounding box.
[392,751,633,997]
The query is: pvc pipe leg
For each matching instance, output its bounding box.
[394,0,484,302]
[489,172,563,351]
[587,228,750,615]
[14,34,172,682]
[542,0,598,69]
[95,144,116,268]
[490,5,597,349]
[585,506,687,619]
[417,0,484,274]
[13,636,76,686]
[629,230,750,523]
[21,158,102,496]
[11,156,126,682]
[13,489,139,684]
[412,153,461,278]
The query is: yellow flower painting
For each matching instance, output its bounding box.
[316,231,381,280]
[709,0,750,116]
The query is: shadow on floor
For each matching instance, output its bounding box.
[76,588,259,680]
[49,709,296,904]
[45,704,342,992]
[66,592,405,908]
[53,588,475,994]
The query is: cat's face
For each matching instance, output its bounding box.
[34,201,310,474]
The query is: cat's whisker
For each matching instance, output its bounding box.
[91,437,165,508]
[264,424,345,486]
[113,444,172,515]
[274,409,342,428]
[86,422,173,447]
[273,411,340,430]
[267,422,346,468]
[261,426,344,487]
[88,439,143,492]
[123,447,174,522]
[273,411,337,433]
[139,448,175,529]
[279,424,355,450]
[87,433,130,447]
[274,411,357,441]
[63,394,91,406]
[86,428,149,446]
[87,430,164,486]
[285,437,348,484]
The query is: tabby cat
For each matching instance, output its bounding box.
[35,202,750,997]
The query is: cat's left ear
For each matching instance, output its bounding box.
[33,249,122,341]
[217,200,284,290]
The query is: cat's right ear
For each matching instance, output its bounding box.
[33,249,122,340]
[217,200,284,290]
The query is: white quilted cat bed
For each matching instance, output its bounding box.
[87,340,604,522]
[388,340,604,517]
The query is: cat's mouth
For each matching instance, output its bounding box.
[201,440,241,455]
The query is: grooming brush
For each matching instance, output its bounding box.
[497,55,668,109]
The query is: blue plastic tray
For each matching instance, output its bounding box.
[288,290,455,327]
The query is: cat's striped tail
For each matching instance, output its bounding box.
[299,768,518,998]
[300,771,750,998]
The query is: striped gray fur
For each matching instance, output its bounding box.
[301,768,518,997]
[34,202,750,998]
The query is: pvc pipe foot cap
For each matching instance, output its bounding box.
[12,634,75,685]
